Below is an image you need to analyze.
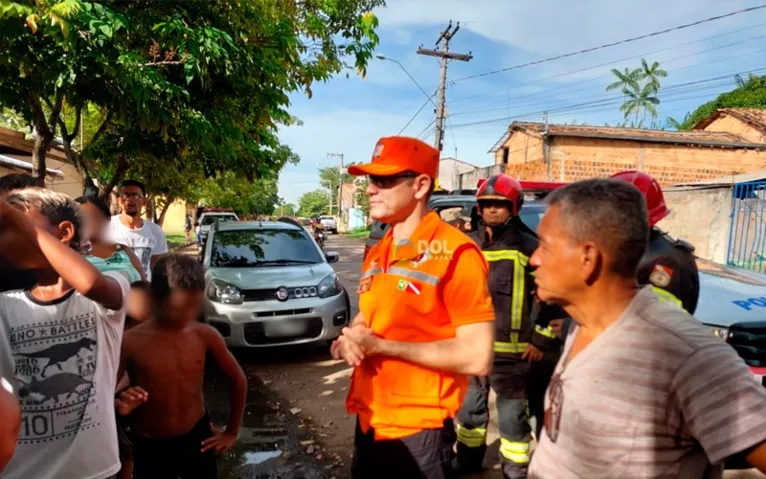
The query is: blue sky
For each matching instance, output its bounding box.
[277,0,766,205]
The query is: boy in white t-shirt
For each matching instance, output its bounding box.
[0,188,129,479]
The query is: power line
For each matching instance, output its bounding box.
[452,4,766,83]
[447,66,766,129]
[451,31,766,115]
[450,60,766,119]
[398,91,437,135]
[449,21,766,105]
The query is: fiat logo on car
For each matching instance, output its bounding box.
[276,287,289,301]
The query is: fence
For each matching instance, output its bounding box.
[727,181,766,273]
[457,164,505,190]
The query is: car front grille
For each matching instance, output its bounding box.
[242,287,319,302]
[727,321,766,368]
[243,318,324,345]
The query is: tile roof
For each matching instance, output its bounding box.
[489,121,766,152]
[692,108,766,133]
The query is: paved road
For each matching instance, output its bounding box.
[202,233,765,478]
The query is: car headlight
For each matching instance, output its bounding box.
[317,273,342,298]
[207,279,243,305]
[708,326,729,340]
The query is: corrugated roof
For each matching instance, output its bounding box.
[692,108,766,133]
[489,121,766,152]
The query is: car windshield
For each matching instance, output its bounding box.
[201,214,237,226]
[519,207,545,232]
[320,216,334,221]
[210,229,323,267]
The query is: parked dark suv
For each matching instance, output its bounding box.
[363,191,546,260]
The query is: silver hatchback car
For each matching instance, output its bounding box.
[201,221,350,348]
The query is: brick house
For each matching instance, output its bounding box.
[485,110,766,186]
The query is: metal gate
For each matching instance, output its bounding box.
[727,181,766,272]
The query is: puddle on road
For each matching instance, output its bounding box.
[204,364,330,478]
[244,450,283,465]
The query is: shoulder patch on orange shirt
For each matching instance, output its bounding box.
[357,276,372,294]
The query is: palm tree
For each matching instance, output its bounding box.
[607,67,641,108]
[735,72,759,88]
[621,83,660,126]
[640,58,667,91]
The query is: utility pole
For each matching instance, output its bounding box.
[417,21,472,154]
[327,153,344,226]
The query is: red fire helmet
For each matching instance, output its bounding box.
[476,174,524,216]
[610,170,670,227]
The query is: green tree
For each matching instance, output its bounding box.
[298,189,330,218]
[318,164,355,195]
[196,171,280,217]
[354,179,370,219]
[0,0,384,190]
[606,59,666,127]
[640,58,667,91]
[677,74,766,130]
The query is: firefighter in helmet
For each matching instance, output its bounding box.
[453,174,563,479]
[611,170,700,313]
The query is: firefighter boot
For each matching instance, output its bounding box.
[452,376,490,476]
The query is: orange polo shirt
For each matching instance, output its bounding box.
[346,211,495,440]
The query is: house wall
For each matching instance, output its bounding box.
[439,159,478,191]
[660,187,732,264]
[701,115,766,144]
[493,131,766,186]
[160,199,190,233]
[2,154,83,198]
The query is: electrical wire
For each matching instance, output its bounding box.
[449,21,766,105]
[447,66,766,129]
[450,62,766,119]
[450,32,766,115]
[452,4,766,83]
[398,93,437,135]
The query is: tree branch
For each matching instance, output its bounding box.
[88,110,113,147]
[99,156,129,202]
[47,93,64,133]
[143,60,185,66]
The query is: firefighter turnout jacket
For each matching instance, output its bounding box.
[637,229,700,314]
[469,217,561,359]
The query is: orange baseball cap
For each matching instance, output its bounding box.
[347,136,439,178]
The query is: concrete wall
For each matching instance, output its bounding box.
[660,187,732,263]
[702,115,766,144]
[490,130,766,186]
[439,159,478,191]
[458,164,504,189]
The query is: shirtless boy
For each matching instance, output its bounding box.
[120,254,247,479]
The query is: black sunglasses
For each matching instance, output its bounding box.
[367,171,419,189]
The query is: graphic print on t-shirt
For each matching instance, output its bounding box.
[131,246,153,275]
[8,311,98,444]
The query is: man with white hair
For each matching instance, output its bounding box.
[0,188,129,479]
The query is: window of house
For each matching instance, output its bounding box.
[502,146,509,165]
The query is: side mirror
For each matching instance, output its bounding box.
[325,251,340,264]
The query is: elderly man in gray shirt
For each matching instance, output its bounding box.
[528,179,766,478]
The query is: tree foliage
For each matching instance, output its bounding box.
[318,163,355,194]
[606,58,666,127]
[0,0,384,194]
[298,189,330,218]
[676,74,766,130]
[197,171,280,216]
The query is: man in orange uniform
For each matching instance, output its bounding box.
[331,136,496,479]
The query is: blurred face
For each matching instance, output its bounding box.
[530,205,592,306]
[479,200,512,227]
[79,202,108,244]
[160,289,203,324]
[119,185,145,218]
[366,171,431,223]
[126,288,153,323]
